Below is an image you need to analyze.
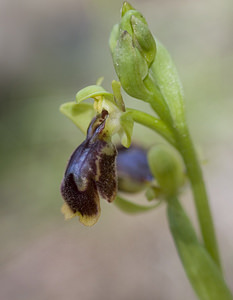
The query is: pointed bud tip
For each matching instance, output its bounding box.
[121,2,134,17]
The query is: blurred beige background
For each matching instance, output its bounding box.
[0,0,233,299]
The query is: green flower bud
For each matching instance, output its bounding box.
[111,30,152,100]
[109,3,156,101]
[110,2,185,127]
[148,145,185,198]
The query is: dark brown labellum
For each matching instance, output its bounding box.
[60,110,117,226]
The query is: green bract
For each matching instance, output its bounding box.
[150,40,185,127]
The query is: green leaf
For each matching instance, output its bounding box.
[119,111,134,148]
[167,198,233,300]
[150,40,185,126]
[76,85,113,104]
[60,102,95,133]
[114,195,161,214]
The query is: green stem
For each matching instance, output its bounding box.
[131,107,222,271]
[115,195,161,214]
[128,105,221,270]
[175,124,222,272]
[127,108,177,147]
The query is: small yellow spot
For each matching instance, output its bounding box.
[61,203,76,219]
[61,202,101,227]
[79,212,100,227]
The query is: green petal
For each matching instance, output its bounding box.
[60,102,95,133]
[76,85,113,104]
[119,111,134,148]
[111,80,125,111]
[114,195,160,214]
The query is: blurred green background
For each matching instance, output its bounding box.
[1,0,233,299]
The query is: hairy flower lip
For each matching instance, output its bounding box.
[60,110,117,226]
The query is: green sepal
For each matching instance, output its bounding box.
[76,85,114,104]
[60,102,95,133]
[150,40,185,126]
[119,111,134,148]
[168,198,233,300]
[114,195,161,214]
[131,15,156,67]
[119,9,146,36]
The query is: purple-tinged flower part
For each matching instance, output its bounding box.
[60,110,117,226]
[116,144,153,193]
